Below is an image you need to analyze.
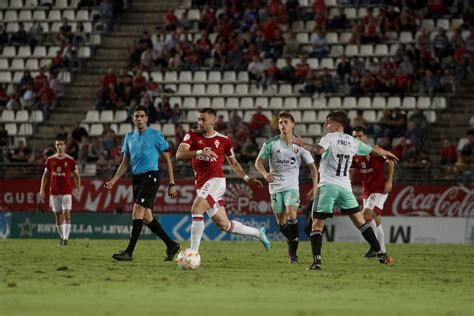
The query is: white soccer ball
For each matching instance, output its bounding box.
[176,248,201,270]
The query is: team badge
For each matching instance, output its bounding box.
[293,148,299,154]
[64,162,68,167]
[214,140,220,148]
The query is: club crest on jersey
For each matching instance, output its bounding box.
[64,162,68,167]
[293,148,299,154]
[214,140,220,148]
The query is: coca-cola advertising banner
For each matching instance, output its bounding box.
[0,180,472,217]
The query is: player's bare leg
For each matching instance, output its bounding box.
[61,210,72,245]
[113,204,146,261]
[308,218,325,270]
[54,212,64,246]
[362,208,378,258]
[143,208,180,261]
[211,206,271,251]
[349,212,392,265]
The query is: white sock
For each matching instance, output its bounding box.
[56,224,63,240]
[377,225,386,253]
[190,215,205,251]
[64,222,71,240]
[369,219,378,242]
[227,220,259,238]
[61,224,67,240]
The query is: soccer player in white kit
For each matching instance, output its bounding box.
[293,111,398,269]
[255,112,318,263]
[176,108,271,254]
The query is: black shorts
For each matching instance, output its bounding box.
[132,171,160,210]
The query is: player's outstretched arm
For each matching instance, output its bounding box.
[38,169,50,202]
[255,158,274,183]
[292,135,325,155]
[161,151,177,198]
[175,144,217,160]
[104,154,130,189]
[227,156,263,188]
[371,146,399,163]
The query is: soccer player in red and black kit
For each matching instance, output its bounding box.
[39,137,81,246]
[176,108,271,253]
[351,126,395,257]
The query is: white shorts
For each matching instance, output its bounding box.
[362,193,388,215]
[50,195,72,213]
[196,178,226,218]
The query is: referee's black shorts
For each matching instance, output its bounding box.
[132,171,160,210]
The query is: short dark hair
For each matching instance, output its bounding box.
[55,136,67,143]
[133,105,149,115]
[353,126,368,135]
[278,111,295,123]
[467,129,474,136]
[327,111,349,128]
[199,107,217,116]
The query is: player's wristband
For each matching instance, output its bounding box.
[196,150,203,156]
[243,175,250,182]
[168,183,175,188]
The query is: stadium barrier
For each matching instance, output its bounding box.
[1,212,473,244]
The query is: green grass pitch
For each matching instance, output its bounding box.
[1,240,473,316]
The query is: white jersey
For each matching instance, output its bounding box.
[257,135,314,194]
[318,132,372,191]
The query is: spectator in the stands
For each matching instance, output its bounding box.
[0,124,8,148]
[72,121,88,143]
[156,96,172,123]
[164,9,179,31]
[420,69,441,97]
[283,32,299,56]
[360,71,377,95]
[393,67,412,97]
[351,110,370,130]
[199,6,216,32]
[131,69,146,97]
[34,67,49,92]
[215,115,227,132]
[88,137,102,162]
[56,18,73,47]
[440,138,458,166]
[336,55,352,82]
[280,56,295,82]
[6,91,21,111]
[294,55,310,82]
[0,24,9,49]
[19,70,34,96]
[21,82,36,110]
[101,126,117,156]
[101,68,117,88]
[431,28,452,60]
[329,7,348,30]
[249,106,270,137]
[0,84,8,107]
[460,129,474,162]
[27,20,44,51]
[347,69,362,97]
[248,55,265,86]
[392,137,414,161]
[62,42,79,72]
[73,21,87,48]
[228,111,243,133]
[310,31,329,59]
[171,103,182,123]
[140,45,157,70]
[10,140,31,163]
[240,136,259,165]
[99,0,114,32]
[10,22,28,46]
[299,71,317,95]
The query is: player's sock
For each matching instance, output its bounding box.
[309,230,323,260]
[146,218,176,248]
[64,220,71,240]
[279,224,289,239]
[377,224,386,253]
[359,222,381,253]
[190,215,204,251]
[288,219,299,255]
[60,223,67,241]
[226,220,259,237]
[369,219,378,240]
[125,219,143,255]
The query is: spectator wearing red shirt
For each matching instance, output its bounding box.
[361,71,377,94]
[294,55,310,82]
[440,138,458,165]
[34,67,49,92]
[132,70,146,97]
[196,31,212,59]
[199,6,216,32]
[101,67,117,88]
[393,68,411,96]
[164,9,178,31]
[261,16,279,41]
[311,0,327,15]
[249,106,270,137]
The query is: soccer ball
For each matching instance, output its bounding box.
[176,248,201,270]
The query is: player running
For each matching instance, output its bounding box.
[351,126,394,258]
[255,111,318,263]
[176,107,271,253]
[292,111,398,270]
[39,137,81,246]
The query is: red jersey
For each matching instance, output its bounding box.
[181,130,234,189]
[45,154,77,195]
[352,154,386,199]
